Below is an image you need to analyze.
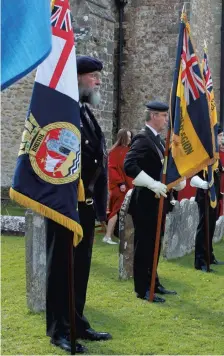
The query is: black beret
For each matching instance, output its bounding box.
[145,101,169,112]
[76,56,103,74]
[218,125,223,134]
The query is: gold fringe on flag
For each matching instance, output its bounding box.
[9,188,83,247]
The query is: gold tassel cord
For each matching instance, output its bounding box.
[51,0,56,10]
[9,188,83,247]
[78,178,85,202]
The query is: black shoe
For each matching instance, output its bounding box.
[78,328,112,341]
[211,258,224,265]
[51,336,87,353]
[137,291,166,303]
[155,285,177,295]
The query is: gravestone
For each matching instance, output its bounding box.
[25,210,46,312]
[118,193,224,279]
[213,215,224,243]
[162,199,199,259]
[1,215,25,234]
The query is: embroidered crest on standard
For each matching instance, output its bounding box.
[19,113,81,184]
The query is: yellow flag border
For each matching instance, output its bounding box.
[9,187,83,246]
[167,156,215,190]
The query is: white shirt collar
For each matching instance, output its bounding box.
[146,124,159,136]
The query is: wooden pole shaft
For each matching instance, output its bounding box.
[204,190,210,272]
[149,128,171,302]
[68,237,76,354]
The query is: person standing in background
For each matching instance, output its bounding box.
[190,126,224,271]
[218,127,224,216]
[103,129,133,244]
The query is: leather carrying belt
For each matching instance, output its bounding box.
[85,166,102,205]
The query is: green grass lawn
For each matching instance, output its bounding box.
[1,203,25,216]
[1,235,224,355]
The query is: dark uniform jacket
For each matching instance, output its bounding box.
[80,104,108,221]
[124,126,175,218]
[124,126,164,216]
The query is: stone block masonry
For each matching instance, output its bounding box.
[1,0,222,188]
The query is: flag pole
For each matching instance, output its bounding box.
[202,39,211,272]
[149,127,171,302]
[68,237,76,354]
[182,2,186,14]
[149,4,186,302]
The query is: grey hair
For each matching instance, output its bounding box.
[145,109,157,122]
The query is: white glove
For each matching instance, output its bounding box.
[133,170,167,197]
[173,179,186,191]
[190,175,209,190]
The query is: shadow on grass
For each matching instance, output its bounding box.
[170,295,224,329]
[163,240,224,273]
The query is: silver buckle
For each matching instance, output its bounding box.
[85,198,94,205]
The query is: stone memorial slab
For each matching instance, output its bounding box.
[162,199,199,259]
[25,210,46,312]
[213,215,224,243]
[1,215,25,234]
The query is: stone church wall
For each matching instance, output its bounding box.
[1,0,222,188]
[120,0,222,131]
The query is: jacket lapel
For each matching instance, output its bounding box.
[143,126,164,159]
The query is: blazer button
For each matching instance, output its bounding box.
[85,140,89,144]
[94,159,98,163]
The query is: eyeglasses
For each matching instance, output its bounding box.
[153,112,169,118]
[89,72,101,80]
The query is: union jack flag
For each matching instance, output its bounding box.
[51,1,72,34]
[181,28,205,105]
[36,0,77,96]
[203,52,213,96]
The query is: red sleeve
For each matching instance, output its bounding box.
[108,149,125,189]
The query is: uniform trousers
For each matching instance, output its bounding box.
[195,199,218,266]
[131,190,161,297]
[46,202,95,338]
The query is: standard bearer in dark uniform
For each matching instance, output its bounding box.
[46,56,111,353]
[124,101,185,303]
[190,126,224,271]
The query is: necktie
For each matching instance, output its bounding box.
[156,134,165,153]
